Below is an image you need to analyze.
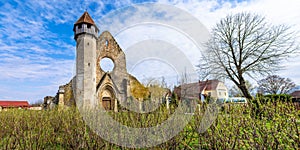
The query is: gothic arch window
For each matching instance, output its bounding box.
[105,40,108,47]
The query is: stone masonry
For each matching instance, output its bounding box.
[45,11,146,111]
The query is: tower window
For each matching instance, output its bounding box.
[105,40,108,46]
[87,24,91,28]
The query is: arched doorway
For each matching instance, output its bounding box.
[99,85,116,111]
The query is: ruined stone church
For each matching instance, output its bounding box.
[44,11,149,111]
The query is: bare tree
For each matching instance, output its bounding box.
[198,12,299,100]
[258,75,296,94]
[229,80,255,97]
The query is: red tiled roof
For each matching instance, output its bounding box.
[291,91,300,98]
[0,101,29,108]
[74,11,95,25]
[182,80,220,91]
[174,79,222,99]
[201,79,220,91]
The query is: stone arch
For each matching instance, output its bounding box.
[98,84,116,111]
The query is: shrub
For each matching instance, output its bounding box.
[262,94,292,103]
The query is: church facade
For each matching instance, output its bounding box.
[73,11,137,111]
[45,12,146,111]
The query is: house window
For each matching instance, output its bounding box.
[225,92,227,96]
[219,92,221,96]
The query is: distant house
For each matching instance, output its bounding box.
[290,91,300,102]
[174,79,228,102]
[0,100,29,111]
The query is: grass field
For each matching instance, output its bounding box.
[0,100,299,149]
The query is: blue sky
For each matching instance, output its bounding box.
[0,0,299,104]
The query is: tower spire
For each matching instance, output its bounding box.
[73,11,99,40]
[74,11,96,27]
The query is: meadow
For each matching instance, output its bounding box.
[0,98,299,149]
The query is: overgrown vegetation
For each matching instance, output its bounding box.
[129,75,150,100]
[0,97,299,149]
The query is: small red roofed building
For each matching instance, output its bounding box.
[0,100,29,111]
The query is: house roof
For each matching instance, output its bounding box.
[174,79,222,98]
[291,91,300,98]
[183,79,220,92]
[200,79,220,91]
[0,100,29,108]
[74,11,95,26]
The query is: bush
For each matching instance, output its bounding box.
[262,94,292,103]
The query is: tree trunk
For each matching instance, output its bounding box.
[238,78,253,100]
[238,77,260,118]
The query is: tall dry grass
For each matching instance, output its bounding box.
[0,99,299,149]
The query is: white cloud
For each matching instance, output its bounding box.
[0,0,78,102]
[0,0,136,103]
[1,0,299,103]
[156,0,300,84]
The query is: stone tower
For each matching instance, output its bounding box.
[73,11,99,108]
[69,11,148,111]
[46,11,152,110]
